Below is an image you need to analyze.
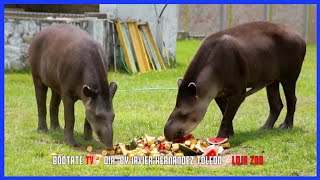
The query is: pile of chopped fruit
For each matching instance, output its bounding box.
[87,134,230,157]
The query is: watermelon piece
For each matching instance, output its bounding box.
[159,143,166,150]
[144,146,150,152]
[202,146,217,156]
[178,144,199,156]
[174,134,194,143]
[130,139,137,149]
[206,137,228,145]
[195,144,207,153]
[202,145,224,157]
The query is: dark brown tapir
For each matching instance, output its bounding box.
[164,21,306,141]
[29,24,117,149]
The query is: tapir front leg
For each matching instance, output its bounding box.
[84,118,95,141]
[217,94,245,138]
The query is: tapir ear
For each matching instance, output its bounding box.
[177,77,183,87]
[109,82,118,99]
[83,85,98,98]
[188,82,198,98]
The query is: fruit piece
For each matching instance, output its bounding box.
[150,149,160,155]
[130,139,138,149]
[178,144,198,156]
[101,149,108,156]
[119,143,128,155]
[154,139,162,145]
[150,144,156,151]
[158,136,166,141]
[175,134,194,143]
[159,143,166,150]
[221,142,230,149]
[126,150,133,155]
[136,138,144,146]
[125,144,132,150]
[191,139,197,145]
[166,151,173,156]
[137,143,144,149]
[109,150,115,155]
[202,146,217,157]
[141,149,149,156]
[86,146,93,153]
[185,140,191,146]
[201,140,210,147]
[145,134,156,146]
[202,145,224,157]
[175,153,184,156]
[190,144,195,150]
[171,143,179,152]
[206,138,228,145]
[165,142,172,151]
[195,141,207,153]
[116,149,122,154]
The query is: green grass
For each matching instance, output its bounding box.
[5,40,316,176]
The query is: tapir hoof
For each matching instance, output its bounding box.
[37,127,48,133]
[259,124,273,130]
[84,137,96,142]
[279,122,293,130]
[64,139,80,147]
[217,130,234,138]
[50,125,61,131]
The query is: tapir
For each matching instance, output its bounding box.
[29,24,117,149]
[164,21,306,141]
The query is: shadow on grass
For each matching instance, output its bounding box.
[230,126,307,147]
[43,128,106,150]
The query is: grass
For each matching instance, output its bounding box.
[4,40,316,176]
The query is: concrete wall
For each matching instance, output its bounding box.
[100,4,179,64]
[187,5,221,37]
[231,5,266,25]
[178,4,316,43]
[5,15,111,70]
[271,5,306,40]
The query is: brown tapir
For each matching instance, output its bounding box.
[164,21,306,141]
[29,24,117,149]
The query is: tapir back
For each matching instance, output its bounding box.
[29,24,108,97]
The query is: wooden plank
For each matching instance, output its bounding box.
[141,23,166,70]
[115,21,137,73]
[139,27,155,70]
[121,23,138,73]
[127,21,151,72]
[139,26,161,70]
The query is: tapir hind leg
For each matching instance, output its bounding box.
[217,93,245,138]
[33,77,48,133]
[215,97,228,115]
[260,81,283,129]
[50,90,61,130]
[279,80,297,129]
